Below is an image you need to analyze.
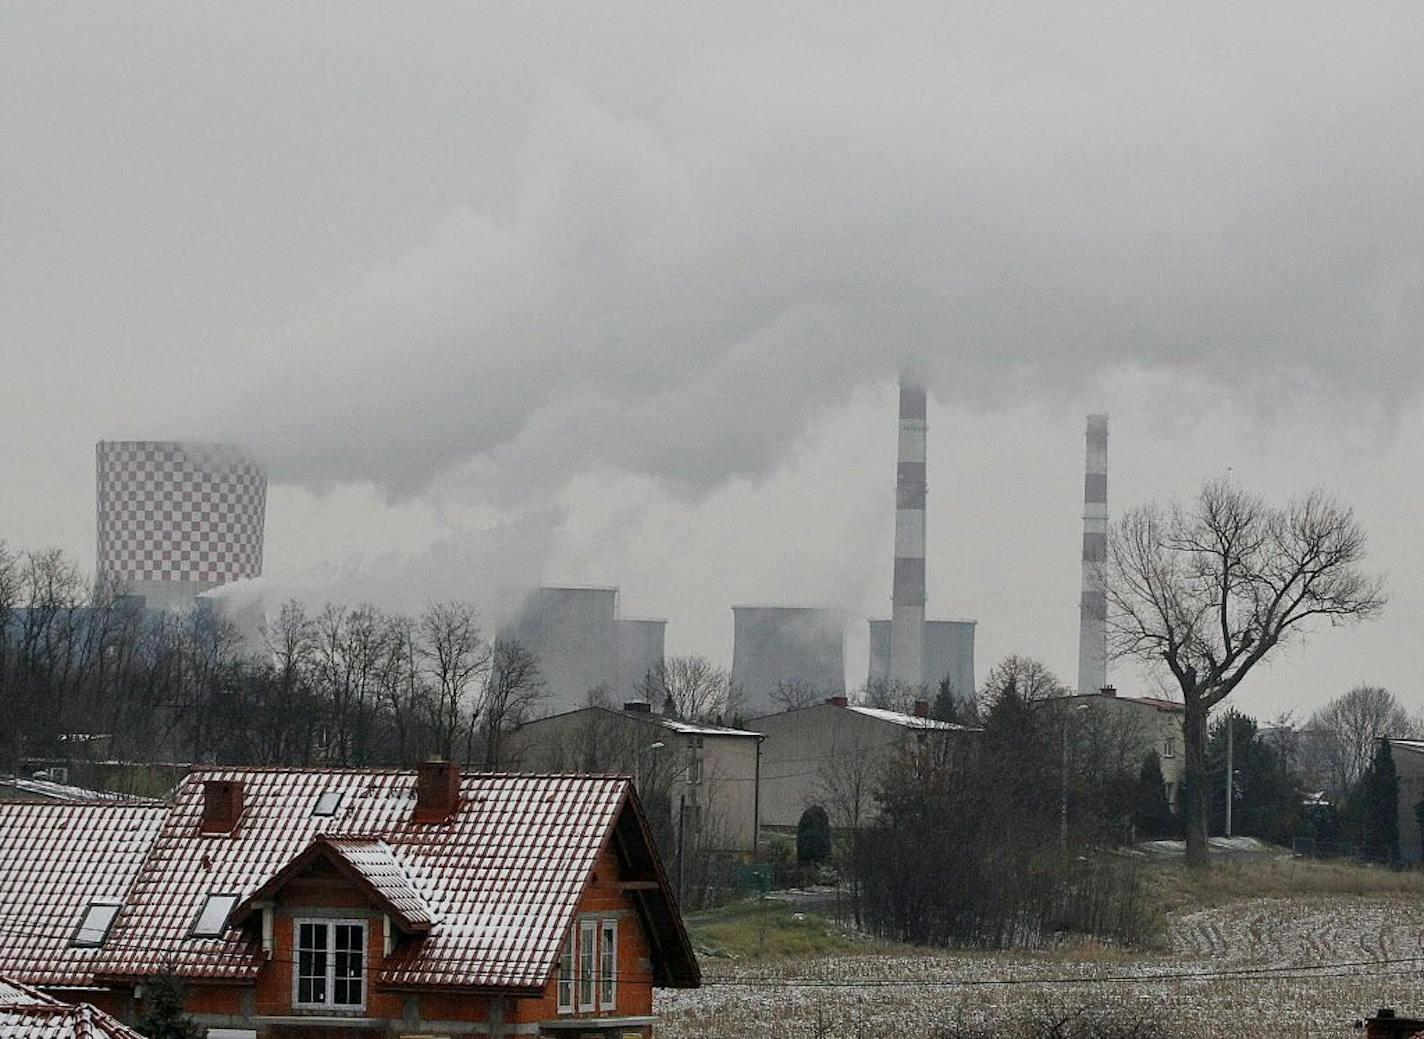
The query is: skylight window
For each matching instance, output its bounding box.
[313,791,343,817]
[191,893,240,938]
[72,899,122,947]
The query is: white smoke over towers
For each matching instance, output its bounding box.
[1077,415,1109,695]
[888,379,928,688]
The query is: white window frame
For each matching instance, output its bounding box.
[577,918,597,1012]
[1163,736,1176,759]
[292,918,367,1011]
[598,919,617,1010]
[556,928,575,1014]
[72,899,122,948]
[190,893,240,938]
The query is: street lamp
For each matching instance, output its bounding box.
[635,741,664,795]
[1061,703,1090,851]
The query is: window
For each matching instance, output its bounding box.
[599,919,617,1010]
[72,899,121,947]
[312,791,343,817]
[191,894,239,938]
[577,919,596,1011]
[1163,737,1176,759]
[294,919,365,1009]
[557,929,574,1013]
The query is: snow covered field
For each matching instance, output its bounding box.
[657,896,1424,1038]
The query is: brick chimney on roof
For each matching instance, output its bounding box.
[826,695,849,708]
[913,699,929,719]
[200,780,244,834]
[414,760,461,823]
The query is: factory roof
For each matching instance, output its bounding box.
[523,705,762,738]
[844,705,976,731]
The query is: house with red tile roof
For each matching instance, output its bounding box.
[0,974,146,1039]
[0,763,699,1037]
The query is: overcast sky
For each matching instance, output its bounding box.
[3,2,1421,720]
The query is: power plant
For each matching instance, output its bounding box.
[95,440,266,611]
[888,381,928,687]
[867,618,975,703]
[502,586,667,714]
[1077,414,1109,695]
[731,605,846,716]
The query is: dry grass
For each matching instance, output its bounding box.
[664,859,1424,1037]
[1147,856,1424,913]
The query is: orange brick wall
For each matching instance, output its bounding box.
[152,843,665,1035]
[511,844,656,1031]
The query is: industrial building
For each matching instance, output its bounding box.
[508,702,763,853]
[503,587,667,714]
[95,440,266,611]
[730,605,845,717]
[755,696,976,829]
[867,618,976,702]
[1077,414,1110,695]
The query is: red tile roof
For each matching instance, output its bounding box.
[77,768,695,992]
[0,802,167,987]
[231,834,434,933]
[0,976,143,1039]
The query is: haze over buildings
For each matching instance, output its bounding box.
[502,586,666,714]
[732,606,846,717]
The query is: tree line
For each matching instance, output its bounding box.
[0,543,546,777]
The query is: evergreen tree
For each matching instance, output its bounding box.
[1133,751,1178,840]
[137,972,201,1039]
[796,805,832,864]
[1348,740,1400,862]
[1206,711,1300,843]
[930,676,959,723]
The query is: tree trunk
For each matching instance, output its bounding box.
[1183,700,1210,867]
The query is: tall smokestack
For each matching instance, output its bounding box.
[888,379,927,688]
[1077,414,1109,695]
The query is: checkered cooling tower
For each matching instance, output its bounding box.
[96,441,266,589]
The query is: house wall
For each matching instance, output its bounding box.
[509,710,761,853]
[172,844,662,1037]
[756,705,931,829]
[1070,696,1185,807]
[1394,745,1424,864]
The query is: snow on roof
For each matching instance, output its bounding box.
[0,802,168,987]
[0,977,145,1039]
[81,768,696,992]
[529,705,761,738]
[844,705,975,731]
[1388,738,1424,755]
[0,778,160,804]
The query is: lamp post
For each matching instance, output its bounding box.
[1061,703,1090,852]
[635,740,664,796]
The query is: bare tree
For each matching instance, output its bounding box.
[979,655,1071,708]
[770,677,826,712]
[417,601,490,761]
[1306,685,1416,797]
[861,678,918,714]
[1104,479,1385,866]
[639,655,736,722]
[479,638,545,768]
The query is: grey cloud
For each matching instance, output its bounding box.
[193,6,1424,502]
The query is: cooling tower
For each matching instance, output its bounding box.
[616,618,667,697]
[504,587,620,714]
[732,606,846,717]
[96,440,266,610]
[888,380,927,687]
[868,618,976,703]
[1077,415,1109,694]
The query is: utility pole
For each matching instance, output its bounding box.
[676,793,686,904]
[1225,716,1234,839]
